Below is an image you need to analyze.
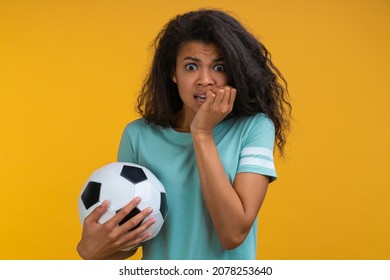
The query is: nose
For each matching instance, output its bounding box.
[197,69,214,87]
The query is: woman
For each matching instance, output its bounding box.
[77,8,291,260]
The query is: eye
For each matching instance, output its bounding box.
[185,64,197,71]
[214,64,225,72]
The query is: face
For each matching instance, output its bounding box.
[172,41,228,123]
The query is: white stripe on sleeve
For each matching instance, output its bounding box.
[239,157,275,170]
[240,147,274,159]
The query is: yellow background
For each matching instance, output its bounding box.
[1,0,389,259]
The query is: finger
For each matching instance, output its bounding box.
[213,88,225,105]
[118,216,156,249]
[220,86,232,106]
[119,206,154,234]
[120,231,152,251]
[203,90,216,108]
[125,215,156,239]
[84,199,109,225]
[218,86,236,108]
[104,196,141,228]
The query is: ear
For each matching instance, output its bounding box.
[172,74,177,83]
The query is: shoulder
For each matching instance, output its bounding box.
[236,114,276,148]
[248,113,274,128]
[226,113,274,132]
[123,118,167,140]
[120,118,148,142]
[123,118,154,134]
[125,118,147,130]
[251,114,275,135]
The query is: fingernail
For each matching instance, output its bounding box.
[134,196,141,203]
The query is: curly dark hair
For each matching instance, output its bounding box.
[137,9,291,155]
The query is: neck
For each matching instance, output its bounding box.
[173,109,194,132]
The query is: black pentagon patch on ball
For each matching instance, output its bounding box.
[120,165,147,184]
[160,192,168,219]
[81,181,101,210]
[117,207,143,230]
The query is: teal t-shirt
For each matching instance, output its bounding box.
[117,113,276,260]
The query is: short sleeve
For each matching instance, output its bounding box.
[237,115,277,182]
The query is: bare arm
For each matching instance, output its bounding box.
[192,132,268,249]
[191,86,269,249]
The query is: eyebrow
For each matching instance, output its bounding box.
[183,56,224,63]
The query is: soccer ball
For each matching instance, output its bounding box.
[78,162,168,249]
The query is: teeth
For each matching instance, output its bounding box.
[195,96,206,103]
[195,94,206,103]
[194,93,207,104]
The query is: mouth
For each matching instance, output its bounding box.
[194,94,207,104]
